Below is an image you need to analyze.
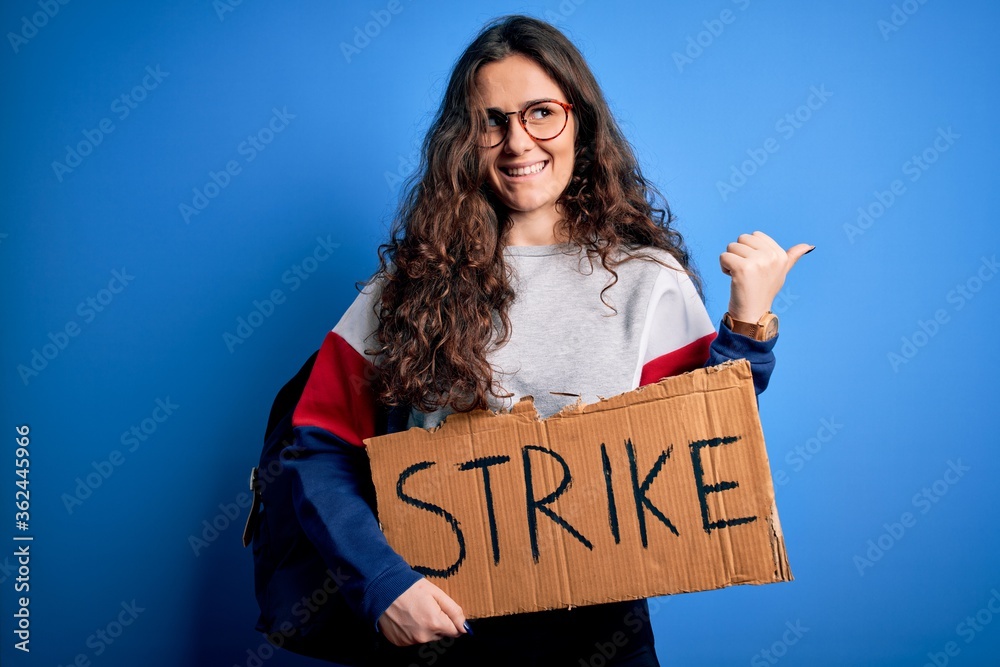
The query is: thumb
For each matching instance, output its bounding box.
[785,243,815,271]
[429,586,466,635]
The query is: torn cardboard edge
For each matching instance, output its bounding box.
[403,358,759,434]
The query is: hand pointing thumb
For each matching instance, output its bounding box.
[785,244,815,273]
[721,232,815,323]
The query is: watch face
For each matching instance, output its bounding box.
[763,316,779,339]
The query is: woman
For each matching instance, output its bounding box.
[285,14,811,666]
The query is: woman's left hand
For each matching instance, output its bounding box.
[720,231,814,323]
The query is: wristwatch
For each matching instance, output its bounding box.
[723,311,779,341]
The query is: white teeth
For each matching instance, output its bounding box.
[503,161,546,176]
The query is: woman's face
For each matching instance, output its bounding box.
[474,53,576,230]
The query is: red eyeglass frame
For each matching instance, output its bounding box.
[480,99,574,148]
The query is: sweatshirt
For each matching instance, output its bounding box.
[284,242,778,633]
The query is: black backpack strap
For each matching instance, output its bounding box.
[384,400,411,435]
[265,349,321,440]
[242,350,320,548]
[242,467,263,548]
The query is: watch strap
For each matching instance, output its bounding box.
[724,311,778,341]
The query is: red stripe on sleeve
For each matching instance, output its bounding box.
[639,331,717,387]
[292,330,378,447]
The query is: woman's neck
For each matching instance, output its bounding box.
[503,208,569,246]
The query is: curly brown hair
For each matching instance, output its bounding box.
[361,14,704,414]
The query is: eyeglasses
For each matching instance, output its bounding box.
[479,99,574,148]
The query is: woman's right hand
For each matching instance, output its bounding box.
[377,578,470,647]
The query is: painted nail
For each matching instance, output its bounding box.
[804,245,816,254]
[463,621,474,636]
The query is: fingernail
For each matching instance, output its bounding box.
[804,245,816,254]
[463,621,474,636]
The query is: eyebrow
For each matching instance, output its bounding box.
[484,98,552,112]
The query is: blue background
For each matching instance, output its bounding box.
[2,1,998,665]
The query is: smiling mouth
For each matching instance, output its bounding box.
[501,160,548,177]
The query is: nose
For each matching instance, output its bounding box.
[502,117,536,155]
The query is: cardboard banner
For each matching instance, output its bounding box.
[364,359,792,619]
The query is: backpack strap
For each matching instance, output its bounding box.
[242,350,320,548]
[242,467,263,548]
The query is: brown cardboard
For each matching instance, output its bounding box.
[363,358,792,619]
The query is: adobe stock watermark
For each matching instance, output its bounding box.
[769,286,799,315]
[7,0,71,54]
[0,557,15,585]
[543,0,587,25]
[189,490,254,556]
[384,146,420,190]
[853,459,969,576]
[750,620,809,666]
[189,436,304,556]
[576,597,667,667]
[716,84,833,202]
[16,268,135,386]
[672,0,752,73]
[236,567,354,667]
[221,235,340,353]
[213,0,246,21]
[51,65,170,183]
[843,126,959,244]
[887,254,996,372]
[60,397,180,514]
[878,0,931,41]
[179,106,295,224]
[340,0,405,64]
[922,588,1000,667]
[53,600,145,666]
[771,417,843,487]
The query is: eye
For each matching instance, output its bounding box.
[526,104,555,120]
[486,110,507,128]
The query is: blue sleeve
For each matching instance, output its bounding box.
[705,319,778,396]
[284,424,425,633]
